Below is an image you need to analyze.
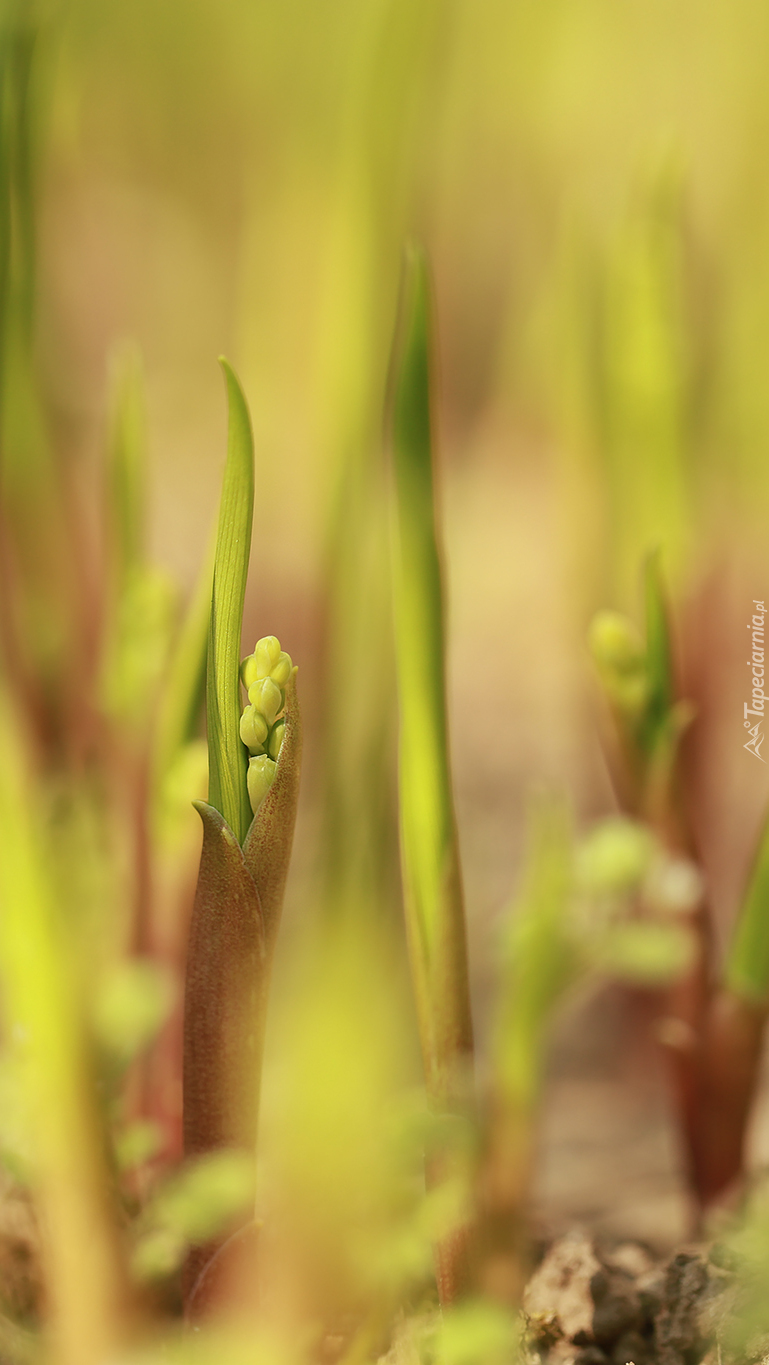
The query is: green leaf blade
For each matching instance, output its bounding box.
[643,548,673,735]
[389,251,473,1100]
[392,254,451,948]
[726,819,769,1003]
[206,358,255,847]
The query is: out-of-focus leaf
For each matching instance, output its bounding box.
[101,344,182,730]
[206,357,255,848]
[720,1179,769,1354]
[155,738,208,851]
[389,251,473,1306]
[0,1052,33,1182]
[575,817,654,894]
[433,1300,520,1365]
[110,1323,291,1365]
[594,920,695,984]
[726,813,769,1003]
[600,167,691,599]
[0,693,126,1361]
[153,533,215,794]
[91,959,174,1066]
[115,1120,164,1173]
[101,564,179,726]
[130,1227,186,1283]
[389,249,472,1104]
[642,548,673,747]
[493,800,575,1111]
[107,341,146,590]
[148,1149,255,1245]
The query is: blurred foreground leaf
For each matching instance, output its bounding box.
[389,249,473,1305]
[91,959,174,1067]
[390,249,472,1102]
[0,693,128,1362]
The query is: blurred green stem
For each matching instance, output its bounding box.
[389,250,473,1304]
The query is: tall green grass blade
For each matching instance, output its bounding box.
[0,8,37,424]
[319,456,398,927]
[600,163,691,602]
[725,825,769,1002]
[643,548,673,741]
[101,345,184,732]
[389,250,473,1104]
[206,358,255,847]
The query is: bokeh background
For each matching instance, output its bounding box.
[9,0,769,1279]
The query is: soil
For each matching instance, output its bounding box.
[514,980,769,1365]
[523,1231,738,1365]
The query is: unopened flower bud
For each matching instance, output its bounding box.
[248,677,282,725]
[239,706,268,754]
[588,612,650,718]
[268,719,285,761]
[270,651,292,687]
[576,817,654,893]
[254,635,281,679]
[247,754,276,814]
[240,654,259,690]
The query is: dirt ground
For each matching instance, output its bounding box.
[530,980,769,1253]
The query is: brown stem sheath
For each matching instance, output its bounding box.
[696,989,766,1208]
[182,676,301,1307]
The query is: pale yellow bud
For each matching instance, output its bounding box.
[254,635,281,679]
[239,706,268,754]
[270,651,292,687]
[248,677,282,725]
[588,611,649,717]
[240,654,259,690]
[247,754,276,814]
[268,719,285,761]
[576,817,653,893]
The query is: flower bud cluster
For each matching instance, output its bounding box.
[588,610,649,718]
[239,636,292,814]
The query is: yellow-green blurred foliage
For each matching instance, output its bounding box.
[2,0,769,1360]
